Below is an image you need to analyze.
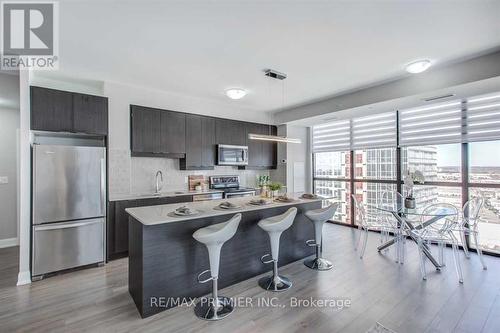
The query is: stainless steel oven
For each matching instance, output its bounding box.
[217,144,248,166]
[225,190,256,199]
[208,175,256,198]
[192,192,224,201]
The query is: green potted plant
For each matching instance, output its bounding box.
[268,182,283,198]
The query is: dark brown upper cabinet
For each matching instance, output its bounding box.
[130,105,186,158]
[243,123,277,170]
[215,118,247,146]
[130,104,276,168]
[201,116,216,167]
[73,93,108,135]
[180,114,215,170]
[263,125,278,168]
[130,106,161,154]
[160,110,186,155]
[246,122,267,168]
[30,86,108,135]
[31,86,74,132]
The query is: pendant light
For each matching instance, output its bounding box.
[248,69,301,144]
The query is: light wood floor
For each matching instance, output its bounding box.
[1,224,499,333]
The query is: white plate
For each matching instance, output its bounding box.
[218,204,241,210]
[248,200,271,206]
[275,198,297,203]
[300,194,318,200]
[173,209,200,216]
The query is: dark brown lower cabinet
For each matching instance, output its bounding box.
[107,195,193,260]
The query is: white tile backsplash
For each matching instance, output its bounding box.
[108,149,131,195]
[108,150,270,198]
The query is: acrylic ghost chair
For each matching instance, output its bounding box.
[453,196,487,270]
[412,203,463,283]
[379,190,408,263]
[351,194,399,260]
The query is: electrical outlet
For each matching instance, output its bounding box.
[0,176,8,184]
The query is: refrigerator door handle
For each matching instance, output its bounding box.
[100,157,106,216]
[35,219,103,231]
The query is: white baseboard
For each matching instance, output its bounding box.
[17,271,31,286]
[0,237,19,248]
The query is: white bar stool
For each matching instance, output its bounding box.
[257,207,297,292]
[303,203,338,270]
[192,213,241,321]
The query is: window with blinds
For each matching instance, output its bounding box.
[466,93,500,142]
[398,100,463,146]
[398,92,500,146]
[312,120,350,152]
[312,91,500,152]
[352,112,396,149]
[312,112,396,152]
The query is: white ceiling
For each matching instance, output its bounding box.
[55,0,500,113]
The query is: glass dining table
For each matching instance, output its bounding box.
[374,204,458,270]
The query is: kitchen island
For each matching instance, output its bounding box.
[126,195,322,318]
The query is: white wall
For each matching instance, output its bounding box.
[0,73,20,248]
[17,70,31,285]
[269,124,312,195]
[0,107,19,246]
[285,125,312,194]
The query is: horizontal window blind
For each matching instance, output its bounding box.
[313,91,500,152]
[466,93,500,142]
[398,100,463,146]
[312,120,350,152]
[312,112,397,152]
[352,112,396,149]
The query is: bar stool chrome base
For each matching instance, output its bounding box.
[194,296,234,321]
[304,257,333,271]
[258,275,292,292]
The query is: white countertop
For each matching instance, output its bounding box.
[125,195,322,226]
[109,189,224,202]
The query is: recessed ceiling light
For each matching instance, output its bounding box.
[405,60,432,74]
[225,88,247,100]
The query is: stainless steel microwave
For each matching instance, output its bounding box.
[217,144,248,166]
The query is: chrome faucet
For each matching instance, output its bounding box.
[155,170,163,194]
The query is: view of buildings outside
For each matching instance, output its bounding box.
[314,142,500,253]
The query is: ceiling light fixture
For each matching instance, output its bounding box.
[248,133,301,144]
[405,60,432,74]
[247,69,301,144]
[225,88,247,100]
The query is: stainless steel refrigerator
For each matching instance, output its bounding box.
[32,144,106,277]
